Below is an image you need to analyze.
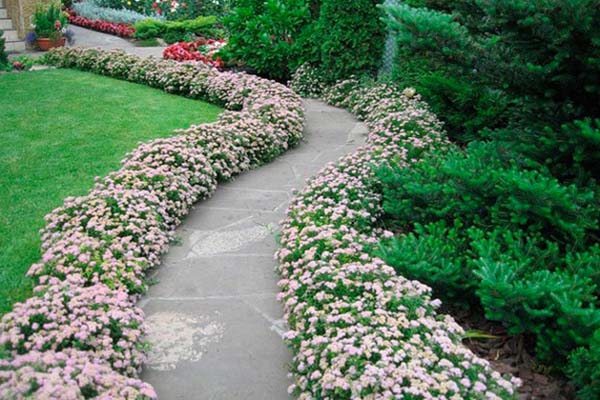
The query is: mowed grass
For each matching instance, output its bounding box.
[0,68,223,315]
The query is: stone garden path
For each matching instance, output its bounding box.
[67,25,165,58]
[64,27,368,396]
[139,99,367,399]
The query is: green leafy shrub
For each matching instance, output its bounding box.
[383,1,600,154]
[382,3,515,141]
[311,0,385,81]
[222,0,311,81]
[473,236,600,362]
[224,0,385,82]
[487,118,600,185]
[568,330,600,400]
[33,2,68,39]
[377,141,598,245]
[378,218,600,370]
[133,16,222,42]
[377,219,475,299]
[0,30,8,68]
[132,19,164,40]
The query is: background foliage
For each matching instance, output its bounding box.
[71,0,164,25]
[222,0,385,81]
[371,2,600,397]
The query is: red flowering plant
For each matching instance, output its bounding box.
[67,10,135,38]
[162,38,226,68]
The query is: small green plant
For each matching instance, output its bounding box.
[33,2,67,40]
[0,30,9,69]
[568,330,600,400]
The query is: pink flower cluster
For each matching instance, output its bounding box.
[277,77,521,398]
[0,47,304,399]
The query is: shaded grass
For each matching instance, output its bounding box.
[0,68,223,315]
[135,38,161,47]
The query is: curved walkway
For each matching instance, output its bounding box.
[68,25,165,57]
[139,99,367,399]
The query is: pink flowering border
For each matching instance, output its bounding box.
[276,76,521,398]
[0,47,304,399]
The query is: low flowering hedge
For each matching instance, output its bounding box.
[277,71,521,398]
[67,11,136,38]
[0,47,303,399]
[163,39,225,68]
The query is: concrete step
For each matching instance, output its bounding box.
[0,9,7,19]
[0,18,13,30]
[2,28,17,41]
[5,40,25,52]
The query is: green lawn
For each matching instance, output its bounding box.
[0,69,223,315]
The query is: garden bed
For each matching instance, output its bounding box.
[277,77,521,398]
[0,48,304,398]
[0,68,222,317]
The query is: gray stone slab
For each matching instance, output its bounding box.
[141,297,289,400]
[222,159,302,191]
[198,187,290,212]
[147,255,278,299]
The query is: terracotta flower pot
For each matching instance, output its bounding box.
[37,36,66,51]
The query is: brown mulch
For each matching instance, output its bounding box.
[441,304,576,400]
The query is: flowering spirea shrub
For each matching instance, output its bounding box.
[163,39,225,68]
[67,10,136,37]
[0,47,303,399]
[0,275,145,376]
[288,63,328,98]
[277,78,521,398]
[0,349,156,399]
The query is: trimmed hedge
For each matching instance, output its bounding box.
[133,16,223,43]
[0,47,303,398]
[223,0,385,82]
[278,77,520,398]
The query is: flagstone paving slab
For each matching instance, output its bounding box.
[141,99,366,399]
[67,25,165,58]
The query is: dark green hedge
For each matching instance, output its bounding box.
[223,0,385,81]
[376,141,600,399]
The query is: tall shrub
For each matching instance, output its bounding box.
[222,0,311,81]
[383,0,600,148]
[313,0,385,81]
[0,30,8,67]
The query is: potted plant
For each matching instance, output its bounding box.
[33,3,68,51]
